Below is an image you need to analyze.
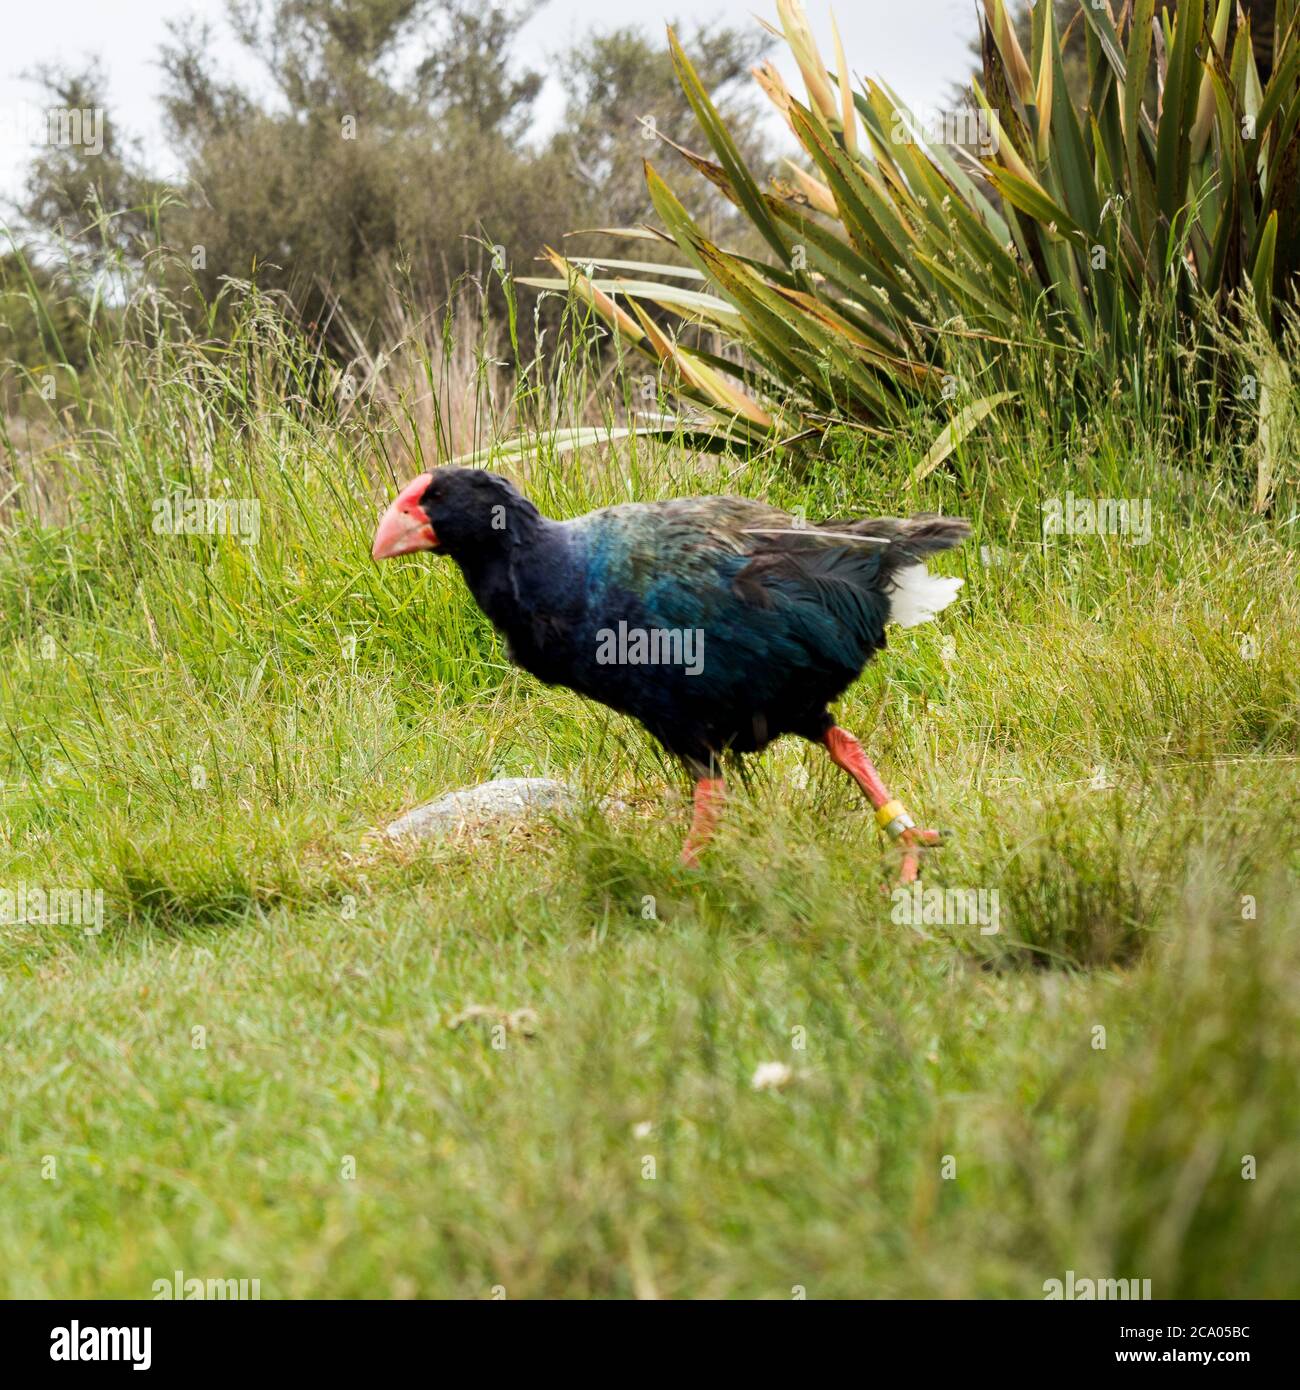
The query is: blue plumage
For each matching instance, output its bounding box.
[393,469,969,777]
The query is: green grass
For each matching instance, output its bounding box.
[1,287,1298,1298]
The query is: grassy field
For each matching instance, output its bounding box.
[1,293,1298,1299]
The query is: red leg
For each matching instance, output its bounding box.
[680,777,725,868]
[822,726,942,883]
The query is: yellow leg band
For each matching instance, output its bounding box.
[876,799,916,839]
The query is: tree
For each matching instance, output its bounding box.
[18,61,164,262]
[14,0,775,348]
[555,20,773,241]
[152,0,559,330]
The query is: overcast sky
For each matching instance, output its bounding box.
[0,0,979,208]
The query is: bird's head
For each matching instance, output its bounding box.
[371,466,535,563]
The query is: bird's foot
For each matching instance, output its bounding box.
[895,825,945,884]
[876,800,946,883]
[678,777,724,873]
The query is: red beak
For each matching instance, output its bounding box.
[372,472,438,560]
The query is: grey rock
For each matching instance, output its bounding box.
[385,776,616,840]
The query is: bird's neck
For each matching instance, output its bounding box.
[456,550,517,629]
[453,509,570,634]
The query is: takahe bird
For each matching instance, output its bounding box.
[372,467,969,880]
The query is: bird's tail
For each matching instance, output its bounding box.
[819,514,971,629]
[885,564,963,627]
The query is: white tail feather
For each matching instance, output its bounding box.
[888,563,963,628]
